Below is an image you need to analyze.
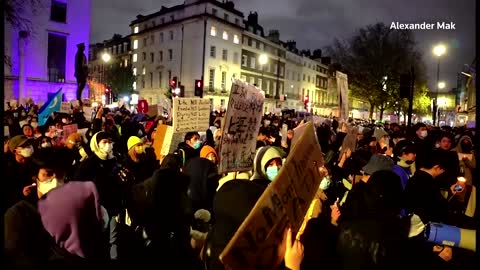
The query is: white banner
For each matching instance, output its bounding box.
[218,79,265,173]
[172,98,210,133]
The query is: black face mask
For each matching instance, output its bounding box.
[405,160,415,165]
[461,143,472,153]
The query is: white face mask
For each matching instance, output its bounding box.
[31,122,38,128]
[264,120,271,126]
[419,130,428,138]
[41,142,52,148]
[99,142,113,154]
[320,177,331,190]
[18,146,34,158]
[38,178,58,195]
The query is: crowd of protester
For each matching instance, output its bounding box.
[3,100,476,270]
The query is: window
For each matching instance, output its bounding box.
[47,33,66,82]
[252,40,256,48]
[161,18,165,24]
[249,77,255,85]
[142,66,146,75]
[221,99,225,106]
[210,46,216,58]
[142,52,146,61]
[250,57,256,69]
[247,37,252,46]
[212,8,217,16]
[308,76,310,83]
[222,49,228,61]
[233,35,239,44]
[150,53,154,63]
[169,31,174,40]
[141,76,145,88]
[241,74,247,82]
[222,31,228,40]
[259,43,264,51]
[266,80,271,94]
[279,66,284,76]
[168,49,173,61]
[159,51,163,62]
[168,70,172,80]
[170,15,175,21]
[233,52,239,64]
[297,73,300,81]
[160,32,164,42]
[224,14,229,21]
[150,72,153,88]
[273,64,278,75]
[221,72,227,91]
[150,35,155,44]
[273,82,277,94]
[256,41,260,49]
[241,55,247,66]
[133,40,138,49]
[210,26,217,36]
[133,67,137,76]
[50,1,67,23]
[133,53,138,62]
[286,70,290,79]
[133,81,137,90]
[143,38,147,47]
[303,74,306,81]
[152,21,156,27]
[159,72,162,88]
[134,26,139,33]
[209,69,215,91]
[235,18,239,25]
[258,78,263,90]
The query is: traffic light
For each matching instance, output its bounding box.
[170,76,178,89]
[194,79,203,97]
[304,95,309,110]
[399,73,411,99]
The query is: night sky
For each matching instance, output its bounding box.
[92,0,476,94]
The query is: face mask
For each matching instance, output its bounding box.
[273,123,279,127]
[41,142,52,148]
[193,141,202,150]
[18,146,34,158]
[398,159,414,168]
[38,178,58,195]
[419,130,428,138]
[99,143,113,154]
[264,120,271,126]
[319,177,331,190]
[266,166,279,181]
[31,122,38,128]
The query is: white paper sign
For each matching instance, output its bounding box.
[60,102,72,113]
[172,98,211,133]
[218,79,265,173]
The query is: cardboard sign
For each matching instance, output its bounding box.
[60,102,72,113]
[339,125,358,158]
[290,121,306,150]
[71,100,80,107]
[218,80,265,173]
[220,122,323,270]
[172,98,210,133]
[152,124,174,160]
[4,126,10,138]
[161,126,174,156]
[60,124,78,145]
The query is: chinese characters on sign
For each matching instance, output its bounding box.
[218,80,265,173]
[172,98,210,133]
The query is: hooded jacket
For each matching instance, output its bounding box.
[453,135,476,185]
[250,146,286,187]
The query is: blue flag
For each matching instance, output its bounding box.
[38,88,62,127]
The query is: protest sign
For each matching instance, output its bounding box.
[61,124,78,145]
[281,124,288,146]
[60,102,72,113]
[290,121,306,149]
[339,125,358,158]
[5,126,10,138]
[172,98,210,133]
[218,79,265,173]
[161,126,174,156]
[220,122,323,270]
[152,124,174,160]
[71,100,80,107]
[337,71,349,121]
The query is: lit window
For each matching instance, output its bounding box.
[133,67,137,76]
[142,66,146,75]
[223,31,228,40]
[133,81,137,89]
[133,54,137,62]
[210,26,217,36]
[133,40,138,49]
[233,35,239,44]
[134,26,139,33]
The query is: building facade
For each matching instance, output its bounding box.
[88,34,132,102]
[4,0,91,102]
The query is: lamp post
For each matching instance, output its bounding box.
[259,54,268,92]
[433,44,446,126]
[437,82,446,125]
[101,52,111,104]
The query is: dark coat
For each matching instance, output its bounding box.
[184,157,219,214]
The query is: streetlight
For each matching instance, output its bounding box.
[102,52,111,62]
[259,54,268,92]
[438,81,446,89]
[432,43,447,126]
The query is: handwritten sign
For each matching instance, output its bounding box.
[172,98,210,133]
[61,124,78,145]
[218,80,265,173]
[220,122,323,270]
[60,102,72,113]
[339,125,358,158]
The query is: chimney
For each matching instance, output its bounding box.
[286,40,297,51]
[248,12,258,25]
[312,49,322,59]
[267,30,280,43]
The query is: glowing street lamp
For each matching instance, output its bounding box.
[432,43,447,126]
[102,52,111,62]
[433,44,446,57]
[438,81,446,89]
